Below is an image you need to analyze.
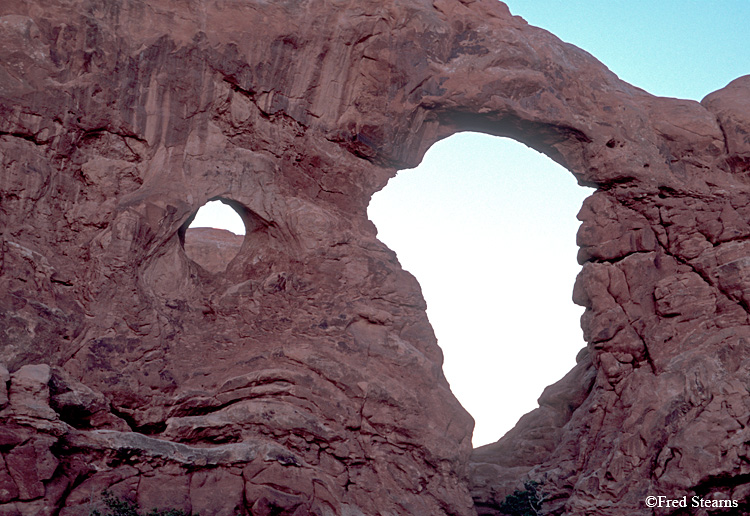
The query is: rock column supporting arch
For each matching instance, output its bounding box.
[0,0,749,515]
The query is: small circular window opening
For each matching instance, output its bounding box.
[182,199,246,273]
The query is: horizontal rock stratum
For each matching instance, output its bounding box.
[1,0,749,515]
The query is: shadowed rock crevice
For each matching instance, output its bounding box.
[1,1,750,515]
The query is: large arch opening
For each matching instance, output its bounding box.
[181,199,247,274]
[368,132,594,447]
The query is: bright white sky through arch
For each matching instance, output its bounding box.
[368,134,591,447]
[192,2,750,447]
[190,200,245,235]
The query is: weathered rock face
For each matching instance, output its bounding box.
[183,227,245,274]
[1,0,749,514]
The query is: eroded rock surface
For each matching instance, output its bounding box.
[1,0,749,514]
[183,227,245,274]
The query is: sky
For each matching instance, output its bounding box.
[191,201,245,234]
[191,2,750,447]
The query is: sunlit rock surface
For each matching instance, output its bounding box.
[183,228,245,273]
[1,0,749,514]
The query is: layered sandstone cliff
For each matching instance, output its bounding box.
[1,0,749,515]
[183,227,244,273]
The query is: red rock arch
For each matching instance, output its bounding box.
[0,0,749,514]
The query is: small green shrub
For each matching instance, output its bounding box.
[89,491,198,516]
[499,480,545,516]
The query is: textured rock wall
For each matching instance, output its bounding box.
[183,227,245,273]
[1,0,749,515]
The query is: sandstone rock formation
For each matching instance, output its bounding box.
[1,0,749,515]
[183,227,245,274]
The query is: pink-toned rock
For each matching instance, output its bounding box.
[5,365,55,420]
[136,468,191,515]
[190,469,244,516]
[0,456,19,504]
[0,367,8,409]
[1,0,750,514]
[59,466,139,516]
[49,366,129,431]
[702,76,750,174]
[4,437,58,501]
[0,500,46,516]
[183,227,245,274]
